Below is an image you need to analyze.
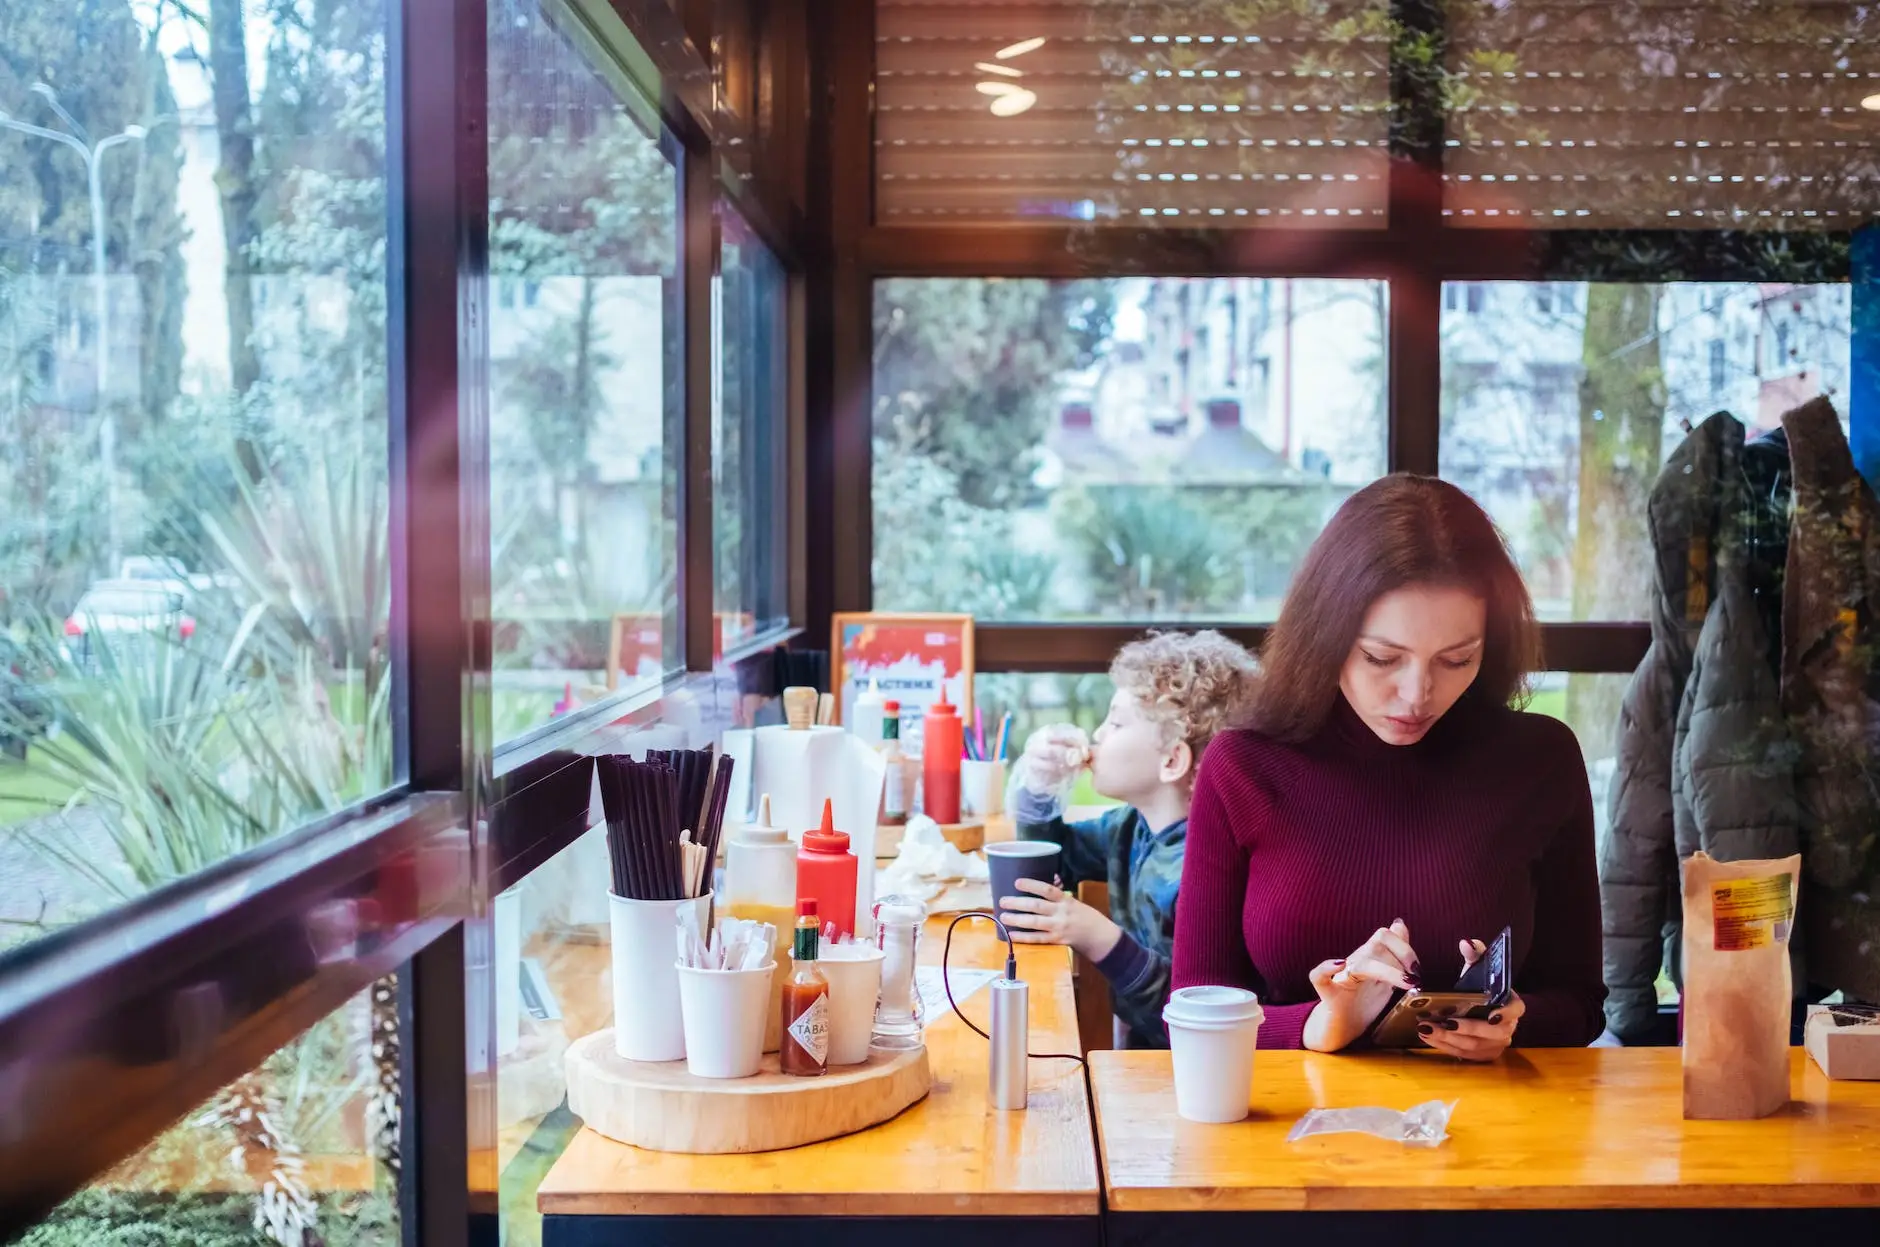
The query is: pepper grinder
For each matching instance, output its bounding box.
[871,894,926,1050]
[782,686,818,731]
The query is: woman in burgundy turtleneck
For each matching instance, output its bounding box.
[1172,475,1606,1060]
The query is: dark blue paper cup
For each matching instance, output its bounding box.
[987,840,1062,916]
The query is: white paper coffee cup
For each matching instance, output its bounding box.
[809,944,885,1066]
[677,961,776,1079]
[1162,985,1265,1123]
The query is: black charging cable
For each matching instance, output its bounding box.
[940,910,1087,1066]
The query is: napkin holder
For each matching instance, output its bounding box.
[1805,1004,1880,1080]
[749,725,885,934]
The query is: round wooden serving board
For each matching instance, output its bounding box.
[565,1028,933,1154]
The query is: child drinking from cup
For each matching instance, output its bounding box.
[999,630,1256,1048]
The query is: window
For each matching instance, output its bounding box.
[1527,671,1631,837]
[1533,285,1554,315]
[873,277,1388,620]
[0,0,394,953]
[20,983,401,1245]
[1444,1,1880,227]
[872,0,1392,227]
[1465,284,1486,314]
[1440,282,1852,622]
[714,206,791,654]
[488,0,682,741]
[974,673,1119,809]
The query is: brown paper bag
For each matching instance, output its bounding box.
[1681,851,1800,1120]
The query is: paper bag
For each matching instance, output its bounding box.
[1680,851,1800,1120]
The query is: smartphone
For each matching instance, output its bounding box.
[1368,925,1513,1049]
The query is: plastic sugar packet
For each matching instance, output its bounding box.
[1286,1100,1456,1148]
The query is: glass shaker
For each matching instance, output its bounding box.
[871,893,927,1049]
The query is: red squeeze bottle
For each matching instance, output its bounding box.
[795,800,857,939]
[922,698,964,825]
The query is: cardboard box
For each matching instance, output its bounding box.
[1804,1004,1880,1080]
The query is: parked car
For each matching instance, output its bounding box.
[117,555,190,585]
[62,579,196,669]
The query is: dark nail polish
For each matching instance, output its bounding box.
[1393,918,1404,927]
[1489,1014,1504,1025]
[1442,1019,1460,1031]
[1331,959,1347,966]
[1417,1023,1434,1036]
[1404,974,1422,990]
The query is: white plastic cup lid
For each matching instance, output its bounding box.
[1163,985,1264,1028]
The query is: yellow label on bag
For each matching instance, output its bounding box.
[1712,875,1795,951]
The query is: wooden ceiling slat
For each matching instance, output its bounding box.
[876,144,1388,178]
[877,77,1386,112]
[877,180,1384,209]
[874,0,1879,228]
[875,40,1385,76]
[1451,3,1870,48]
[1449,77,1879,114]
[876,1,1384,44]
[1453,111,1876,146]
[876,111,1388,145]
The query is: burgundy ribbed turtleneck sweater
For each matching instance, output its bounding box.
[1172,693,1606,1049]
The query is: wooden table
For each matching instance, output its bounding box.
[1091,1047,1880,1247]
[536,915,1099,1246]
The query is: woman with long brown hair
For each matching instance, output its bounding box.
[1171,475,1605,1059]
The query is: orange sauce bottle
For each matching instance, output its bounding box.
[780,898,831,1076]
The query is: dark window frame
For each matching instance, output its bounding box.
[0,0,812,1237]
[825,0,1867,679]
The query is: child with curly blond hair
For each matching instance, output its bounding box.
[1000,629,1256,1048]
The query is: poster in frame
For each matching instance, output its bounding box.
[830,612,975,758]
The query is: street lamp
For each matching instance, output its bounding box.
[0,88,147,570]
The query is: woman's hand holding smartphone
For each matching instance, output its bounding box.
[1370,927,1524,1061]
[1301,918,1422,1054]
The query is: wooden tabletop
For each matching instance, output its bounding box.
[536,916,1099,1218]
[1090,1047,1880,1212]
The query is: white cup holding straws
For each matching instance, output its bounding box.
[596,748,735,1063]
[678,959,776,1078]
[959,759,1006,819]
[610,892,713,1062]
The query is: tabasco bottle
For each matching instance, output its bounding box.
[781,898,831,1076]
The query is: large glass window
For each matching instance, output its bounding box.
[974,672,1119,808]
[1440,281,1852,624]
[489,0,681,741]
[873,0,1393,226]
[714,205,789,655]
[874,277,1387,620]
[0,0,394,952]
[20,981,401,1246]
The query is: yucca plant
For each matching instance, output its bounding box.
[192,445,394,795]
[0,608,371,903]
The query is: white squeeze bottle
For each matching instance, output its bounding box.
[720,794,796,1051]
[851,676,886,750]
